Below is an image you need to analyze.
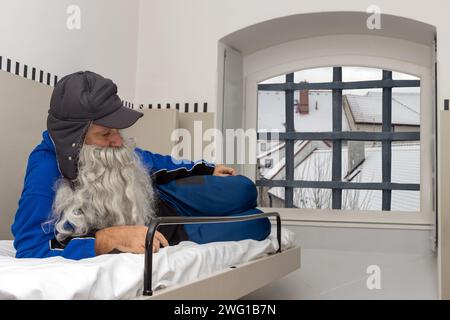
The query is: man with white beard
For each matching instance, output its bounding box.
[11,71,270,260]
[51,125,166,255]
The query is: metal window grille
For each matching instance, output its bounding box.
[256,67,420,210]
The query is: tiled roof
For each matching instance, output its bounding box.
[346,92,420,125]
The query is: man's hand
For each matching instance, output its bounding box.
[213,164,237,176]
[94,225,169,255]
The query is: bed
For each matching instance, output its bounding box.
[0,66,301,300]
[0,225,299,299]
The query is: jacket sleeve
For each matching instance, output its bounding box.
[11,150,96,260]
[135,148,216,184]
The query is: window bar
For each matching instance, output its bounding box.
[382,70,393,210]
[285,73,295,208]
[332,67,342,209]
[256,179,419,191]
[258,131,419,141]
[258,79,420,91]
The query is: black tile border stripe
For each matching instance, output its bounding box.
[0,55,209,112]
[137,102,209,113]
[0,55,60,89]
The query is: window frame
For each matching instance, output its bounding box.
[243,54,435,228]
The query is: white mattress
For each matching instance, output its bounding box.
[0,227,295,299]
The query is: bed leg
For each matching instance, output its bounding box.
[143,218,161,296]
[276,214,282,253]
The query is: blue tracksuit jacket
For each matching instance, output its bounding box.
[11,130,217,260]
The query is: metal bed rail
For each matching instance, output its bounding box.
[143,211,282,296]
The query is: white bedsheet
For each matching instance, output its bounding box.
[0,227,295,300]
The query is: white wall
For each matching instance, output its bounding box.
[134,0,217,106]
[0,0,140,102]
[134,0,449,114]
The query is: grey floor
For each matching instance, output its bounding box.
[242,248,437,299]
[242,226,438,299]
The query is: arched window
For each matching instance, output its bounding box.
[219,12,435,225]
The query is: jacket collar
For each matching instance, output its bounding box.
[42,130,56,153]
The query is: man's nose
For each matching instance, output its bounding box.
[109,129,123,147]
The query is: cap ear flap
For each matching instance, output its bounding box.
[47,116,92,180]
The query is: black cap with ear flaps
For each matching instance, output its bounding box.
[47,71,143,181]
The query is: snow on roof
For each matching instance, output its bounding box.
[257,90,350,132]
[367,91,420,114]
[268,142,420,211]
[346,92,420,126]
[258,90,420,134]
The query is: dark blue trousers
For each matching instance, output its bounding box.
[155,174,271,244]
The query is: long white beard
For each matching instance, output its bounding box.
[52,138,156,242]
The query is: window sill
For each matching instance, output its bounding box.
[260,207,433,230]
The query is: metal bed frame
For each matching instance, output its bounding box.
[143,211,282,296]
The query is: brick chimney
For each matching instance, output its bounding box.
[298,81,309,114]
